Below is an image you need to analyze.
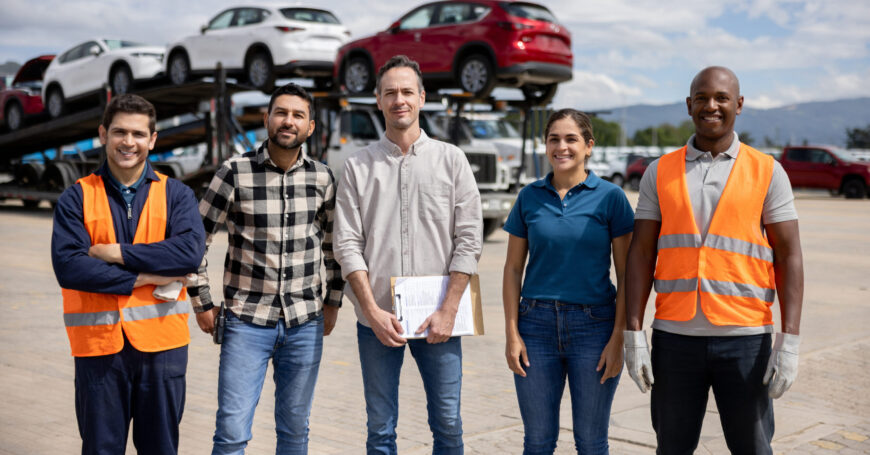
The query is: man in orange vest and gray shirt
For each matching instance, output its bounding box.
[624,67,804,454]
[51,94,205,454]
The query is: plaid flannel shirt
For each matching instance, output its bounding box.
[189,140,344,328]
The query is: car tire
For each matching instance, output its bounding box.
[41,161,79,192]
[458,54,495,99]
[521,83,558,106]
[343,57,373,95]
[110,64,133,96]
[246,51,275,93]
[168,52,190,85]
[610,173,625,188]
[482,217,501,240]
[5,101,23,131]
[46,86,65,119]
[841,178,866,199]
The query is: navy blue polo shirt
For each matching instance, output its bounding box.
[503,171,634,305]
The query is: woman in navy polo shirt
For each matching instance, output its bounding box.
[502,109,634,454]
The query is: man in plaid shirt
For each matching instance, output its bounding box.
[189,83,344,454]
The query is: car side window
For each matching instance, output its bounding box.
[433,3,489,25]
[208,10,235,30]
[808,149,834,164]
[787,149,810,162]
[399,6,435,30]
[234,8,266,27]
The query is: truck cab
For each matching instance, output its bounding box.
[779,145,870,199]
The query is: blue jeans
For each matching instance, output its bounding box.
[514,299,620,455]
[650,330,773,455]
[74,337,187,455]
[212,312,323,455]
[356,322,464,455]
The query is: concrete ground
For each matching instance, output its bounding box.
[0,190,868,454]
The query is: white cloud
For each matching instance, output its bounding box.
[551,70,644,111]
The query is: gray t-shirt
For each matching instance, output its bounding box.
[635,133,797,336]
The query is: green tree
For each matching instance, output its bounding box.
[631,121,693,146]
[738,131,755,146]
[846,124,870,148]
[589,117,623,146]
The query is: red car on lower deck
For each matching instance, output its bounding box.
[1,55,54,131]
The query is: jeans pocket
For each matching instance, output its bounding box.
[518,299,535,316]
[585,304,616,321]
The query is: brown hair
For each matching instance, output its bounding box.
[101,94,156,133]
[544,108,594,145]
[376,55,424,95]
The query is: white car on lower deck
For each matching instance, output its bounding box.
[42,39,164,118]
[165,5,350,93]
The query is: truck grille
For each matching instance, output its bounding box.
[465,153,497,184]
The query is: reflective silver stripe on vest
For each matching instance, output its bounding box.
[658,234,702,250]
[64,310,121,327]
[706,234,773,262]
[700,279,775,303]
[654,278,698,293]
[122,300,191,322]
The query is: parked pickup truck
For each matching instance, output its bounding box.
[779,146,870,199]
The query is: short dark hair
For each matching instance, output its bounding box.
[376,55,424,95]
[544,108,595,145]
[102,94,156,133]
[268,83,314,117]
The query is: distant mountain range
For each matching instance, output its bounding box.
[597,98,870,147]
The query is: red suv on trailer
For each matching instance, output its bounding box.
[334,0,572,103]
[1,55,54,131]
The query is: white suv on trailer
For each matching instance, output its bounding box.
[165,5,350,93]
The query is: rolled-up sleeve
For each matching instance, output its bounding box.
[333,158,369,279]
[449,150,482,275]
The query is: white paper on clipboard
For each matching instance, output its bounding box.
[393,276,474,339]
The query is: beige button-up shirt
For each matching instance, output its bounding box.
[334,130,483,327]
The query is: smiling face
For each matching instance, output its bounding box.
[98,112,156,183]
[265,94,314,151]
[546,117,593,175]
[376,66,425,133]
[686,67,743,146]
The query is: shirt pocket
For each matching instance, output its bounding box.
[418,183,451,220]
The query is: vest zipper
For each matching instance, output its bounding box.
[127,204,132,220]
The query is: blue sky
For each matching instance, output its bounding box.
[1,0,868,110]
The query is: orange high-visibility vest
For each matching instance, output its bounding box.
[653,144,776,326]
[62,172,190,357]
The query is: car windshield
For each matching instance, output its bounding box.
[499,2,556,23]
[103,39,147,50]
[468,119,520,139]
[280,8,340,24]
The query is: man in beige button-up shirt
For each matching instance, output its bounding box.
[334,55,482,454]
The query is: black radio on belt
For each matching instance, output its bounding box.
[213,301,226,345]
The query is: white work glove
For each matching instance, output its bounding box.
[624,330,654,393]
[763,332,800,399]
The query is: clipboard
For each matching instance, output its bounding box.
[390,274,484,338]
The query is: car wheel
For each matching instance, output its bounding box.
[521,83,558,106]
[841,179,866,199]
[110,65,133,95]
[246,51,275,93]
[458,54,495,99]
[46,87,65,119]
[610,173,625,188]
[482,218,501,240]
[343,57,373,95]
[5,101,23,131]
[629,175,641,191]
[168,53,189,85]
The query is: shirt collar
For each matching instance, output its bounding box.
[686,132,740,161]
[378,129,429,157]
[96,160,158,189]
[257,139,307,171]
[532,170,601,192]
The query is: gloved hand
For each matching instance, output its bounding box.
[763,332,800,399]
[624,330,654,393]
